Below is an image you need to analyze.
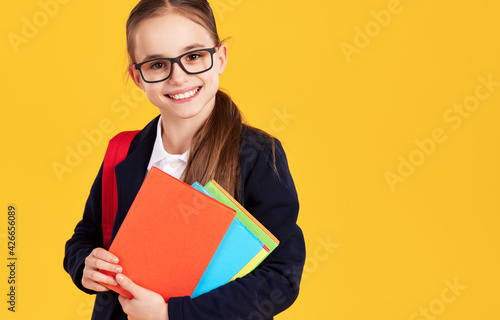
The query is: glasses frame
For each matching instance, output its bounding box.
[133,46,219,83]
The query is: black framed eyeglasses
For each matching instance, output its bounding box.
[133,47,219,83]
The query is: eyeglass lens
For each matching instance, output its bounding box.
[140,50,214,82]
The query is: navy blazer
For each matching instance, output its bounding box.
[64,116,306,320]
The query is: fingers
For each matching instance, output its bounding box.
[117,294,128,308]
[85,248,122,273]
[82,274,112,292]
[92,248,119,265]
[81,247,122,292]
[117,294,134,318]
[116,274,139,298]
[117,279,169,320]
[82,266,117,291]
[83,266,119,286]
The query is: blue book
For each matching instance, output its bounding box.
[192,181,216,199]
[190,182,264,298]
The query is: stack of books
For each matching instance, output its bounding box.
[99,166,279,300]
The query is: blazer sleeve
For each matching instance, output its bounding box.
[167,136,306,320]
[63,164,105,295]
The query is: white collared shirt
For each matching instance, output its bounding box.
[146,116,189,180]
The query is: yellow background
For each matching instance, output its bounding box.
[1,0,499,319]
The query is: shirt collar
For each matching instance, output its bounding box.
[147,116,189,171]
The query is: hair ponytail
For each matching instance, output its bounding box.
[182,90,242,199]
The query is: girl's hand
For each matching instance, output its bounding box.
[82,248,122,291]
[117,273,169,320]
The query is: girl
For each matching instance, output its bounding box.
[64,1,305,319]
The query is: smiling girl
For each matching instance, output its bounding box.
[64,1,305,319]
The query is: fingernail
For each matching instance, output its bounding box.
[116,266,123,273]
[113,257,119,263]
[116,274,124,282]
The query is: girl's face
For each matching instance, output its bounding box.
[129,13,227,123]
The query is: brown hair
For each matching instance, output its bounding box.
[126,0,270,199]
[126,0,220,64]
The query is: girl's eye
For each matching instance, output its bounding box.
[150,62,166,69]
[147,60,170,70]
[186,53,201,61]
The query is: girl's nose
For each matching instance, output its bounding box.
[169,62,189,84]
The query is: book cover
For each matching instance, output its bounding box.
[190,182,264,297]
[99,167,235,300]
[191,218,264,298]
[204,180,279,277]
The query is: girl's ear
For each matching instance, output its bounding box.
[215,44,228,75]
[128,65,146,91]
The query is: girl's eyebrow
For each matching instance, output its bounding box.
[142,43,209,62]
[142,54,165,61]
[182,42,207,52]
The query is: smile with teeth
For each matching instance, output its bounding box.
[167,87,200,100]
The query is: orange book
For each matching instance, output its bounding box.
[100,166,235,300]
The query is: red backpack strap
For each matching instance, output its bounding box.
[102,130,140,249]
